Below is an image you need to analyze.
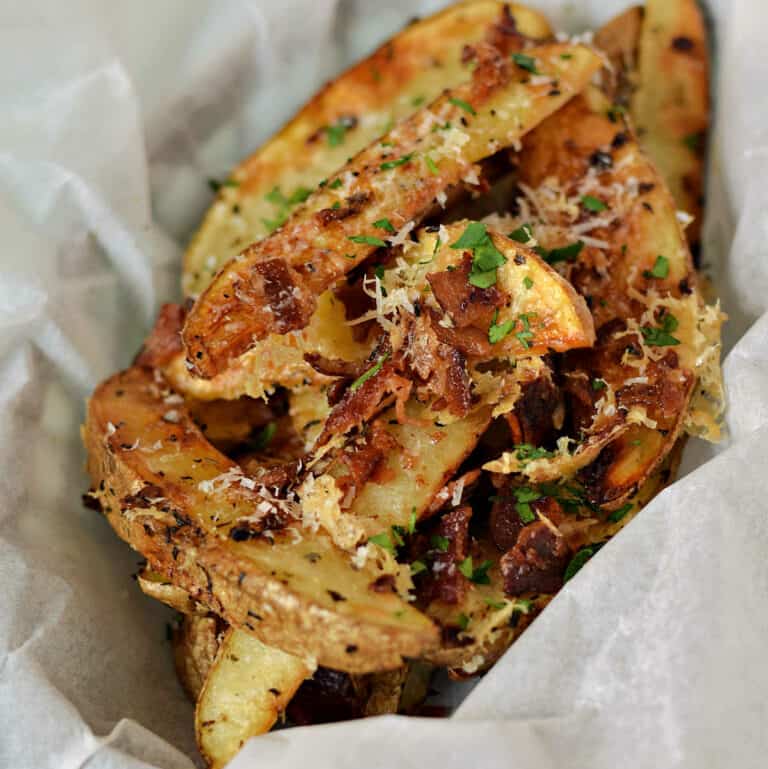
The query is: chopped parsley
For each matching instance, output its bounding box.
[644,254,670,279]
[458,556,493,585]
[581,195,607,212]
[511,52,539,74]
[608,503,633,524]
[411,95,426,107]
[607,104,626,122]
[488,310,515,344]
[513,598,532,614]
[457,613,470,631]
[592,378,607,391]
[514,443,555,464]
[329,178,343,189]
[513,486,541,523]
[523,276,534,289]
[485,598,507,610]
[374,218,395,234]
[331,201,341,210]
[252,422,276,451]
[410,560,427,576]
[563,544,602,582]
[380,153,413,170]
[348,234,388,248]
[368,532,394,552]
[325,119,351,147]
[641,312,680,346]
[509,223,533,244]
[682,132,702,152]
[425,154,439,175]
[536,240,584,264]
[430,534,450,552]
[515,313,534,349]
[407,507,417,535]
[262,185,313,232]
[374,264,386,281]
[350,354,388,391]
[450,222,507,288]
[448,96,476,115]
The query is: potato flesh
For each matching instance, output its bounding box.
[196,629,311,769]
[183,43,603,378]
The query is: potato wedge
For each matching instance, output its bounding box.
[196,628,312,769]
[183,43,603,378]
[84,366,438,671]
[593,5,642,106]
[173,614,222,702]
[183,1,553,298]
[503,88,722,506]
[631,0,709,257]
[138,568,207,615]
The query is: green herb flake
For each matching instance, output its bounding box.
[608,503,633,524]
[368,532,394,552]
[511,52,540,74]
[540,240,584,265]
[513,598,532,614]
[448,96,476,115]
[515,313,534,349]
[682,132,702,152]
[325,121,348,147]
[331,201,341,210]
[252,422,277,451]
[514,444,555,464]
[350,354,389,391]
[523,276,534,290]
[374,218,396,234]
[513,486,540,523]
[485,598,507,610]
[509,223,533,244]
[457,613,470,631]
[374,265,386,281]
[582,195,608,212]
[488,309,515,344]
[641,312,680,347]
[391,525,406,548]
[563,545,600,582]
[592,378,607,391]
[411,95,426,107]
[329,178,343,189]
[470,560,493,585]
[560,53,573,60]
[380,153,414,170]
[450,221,507,288]
[644,254,670,279]
[458,557,473,579]
[208,177,239,193]
[408,507,417,535]
[425,154,440,175]
[410,560,427,576]
[430,534,450,552]
[348,234,388,248]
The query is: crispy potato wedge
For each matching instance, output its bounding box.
[183,43,603,378]
[183,1,553,298]
[631,0,709,256]
[593,5,642,106]
[84,366,438,671]
[504,88,722,507]
[385,222,596,357]
[173,614,222,702]
[196,628,312,769]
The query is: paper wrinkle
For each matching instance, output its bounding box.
[1,1,766,768]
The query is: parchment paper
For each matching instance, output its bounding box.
[1,1,765,768]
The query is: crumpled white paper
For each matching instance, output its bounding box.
[1,1,766,767]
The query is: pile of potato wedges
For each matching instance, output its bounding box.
[82,1,724,766]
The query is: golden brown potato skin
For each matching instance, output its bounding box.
[183,1,553,299]
[173,614,222,702]
[84,366,438,673]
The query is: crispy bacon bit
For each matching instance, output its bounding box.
[505,373,562,448]
[134,304,185,368]
[316,361,411,446]
[332,423,400,504]
[253,258,311,334]
[304,353,367,379]
[430,345,473,417]
[287,668,364,726]
[315,192,372,225]
[501,519,571,596]
[424,505,473,605]
[427,254,506,331]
